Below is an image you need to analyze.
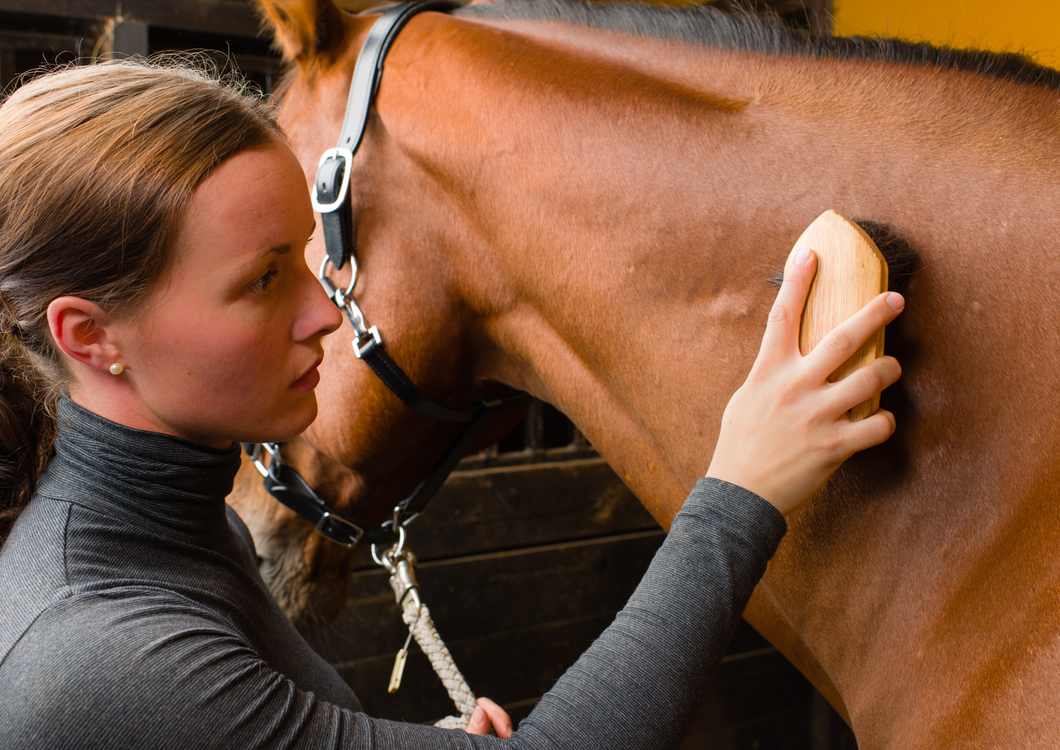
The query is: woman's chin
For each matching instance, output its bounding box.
[263,398,319,444]
[213,394,320,447]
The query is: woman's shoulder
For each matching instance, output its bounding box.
[0,584,289,750]
[0,493,253,673]
[0,495,75,654]
[0,563,245,666]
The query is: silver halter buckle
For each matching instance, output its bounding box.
[310,148,354,214]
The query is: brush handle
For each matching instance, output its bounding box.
[784,210,889,422]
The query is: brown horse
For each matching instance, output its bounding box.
[228,0,1060,745]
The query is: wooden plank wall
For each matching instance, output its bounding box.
[0,0,281,91]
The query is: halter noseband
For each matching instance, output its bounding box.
[245,0,528,550]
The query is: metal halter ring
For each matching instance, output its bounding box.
[318,255,359,312]
[371,524,407,568]
[247,441,280,479]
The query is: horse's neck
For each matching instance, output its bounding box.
[441,16,1060,515]
[390,20,798,522]
[418,22,1060,743]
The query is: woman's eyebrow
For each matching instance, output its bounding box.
[263,244,293,257]
[250,220,317,265]
[238,244,291,272]
[262,222,317,259]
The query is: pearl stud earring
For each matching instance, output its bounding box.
[109,363,124,376]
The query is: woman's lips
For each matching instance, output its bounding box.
[291,358,323,391]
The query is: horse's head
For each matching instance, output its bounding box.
[230,0,526,629]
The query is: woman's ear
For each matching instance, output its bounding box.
[47,296,123,374]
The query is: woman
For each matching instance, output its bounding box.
[0,61,903,749]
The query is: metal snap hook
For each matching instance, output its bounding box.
[319,255,374,342]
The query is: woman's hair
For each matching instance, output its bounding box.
[0,59,284,541]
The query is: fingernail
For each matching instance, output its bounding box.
[794,247,812,265]
[886,293,904,311]
[471,707,484,726]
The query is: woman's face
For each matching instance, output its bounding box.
[113,140,342,448]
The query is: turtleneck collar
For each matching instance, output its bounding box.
[35,398,243,543]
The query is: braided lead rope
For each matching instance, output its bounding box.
[400,596,478,729]
[434,715,470,731]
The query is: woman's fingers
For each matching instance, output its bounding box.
[823,356,902,417]
[838,408,898,456]
[466,697,513,739]
[479,697,513,739]
[804,291,904,382]
[705,247,905,517]
[466,706,490,735]
[758,248,818,363]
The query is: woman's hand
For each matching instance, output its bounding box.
[705,248,904,516]
[466,697,513,739]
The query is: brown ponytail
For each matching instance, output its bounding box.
[0,294,55,539]
[0,59,284,543]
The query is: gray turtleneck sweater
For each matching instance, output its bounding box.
[0,400,786,749]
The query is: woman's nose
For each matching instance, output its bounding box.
[296,271,343,342]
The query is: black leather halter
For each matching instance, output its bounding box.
[246,0,528,550]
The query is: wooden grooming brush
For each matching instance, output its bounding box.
[784,210,889,421]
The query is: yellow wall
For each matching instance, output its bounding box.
[833,0,1060,69]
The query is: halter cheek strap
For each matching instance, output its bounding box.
[312,0,464,272]
[312,0,508,427]
[247,0,529,550]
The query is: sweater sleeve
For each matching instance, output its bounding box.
[350,477,787,749]
[490,477,786,749]
[0,479,785,750]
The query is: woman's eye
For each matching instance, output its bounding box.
[248,270,277,295]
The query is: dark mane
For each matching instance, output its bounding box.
[765,220,920,295]
[458,0,1060,91]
